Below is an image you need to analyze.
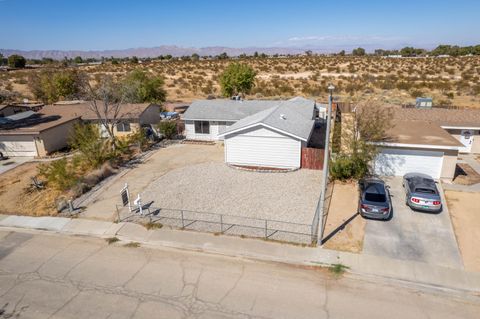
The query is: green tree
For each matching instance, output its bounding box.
[7,54,26,68]
[131,56,139,63]
[352,47,366,56]
[28,69,85,103]
[330,101,392,180]
[191,53,200,61]
[338,50,346,56]
[74,56,83,64]
[219,63,257,97]
[123,69,167,104]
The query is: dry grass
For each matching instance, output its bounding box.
[0,162,62,216]
[453,163,480,185]
[2,56,480,107]
[445,190,480,272]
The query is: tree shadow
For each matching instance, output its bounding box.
[321,212,361,245]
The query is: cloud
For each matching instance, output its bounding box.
[287,35,400,43]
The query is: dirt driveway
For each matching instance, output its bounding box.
[445,190,480,272]
[362,176,463,269]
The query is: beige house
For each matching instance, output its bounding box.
[374,120,462,180]
[393,108,480,154]
[0,111,80,157]
[0,101,160,157]
[49,101,161,138]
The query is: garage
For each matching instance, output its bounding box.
[0,135,38,157]
[224,127,301,169]
[374,148,443,178]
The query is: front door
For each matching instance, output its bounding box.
[459,129,474,153]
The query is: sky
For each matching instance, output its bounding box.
[1,0,480,51]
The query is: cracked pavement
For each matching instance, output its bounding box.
[0,230,479,318]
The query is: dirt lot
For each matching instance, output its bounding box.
[0,162,61,216]
[445,190,480,272]
[323,181,365,253]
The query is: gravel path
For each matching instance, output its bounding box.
[141,162,322,225]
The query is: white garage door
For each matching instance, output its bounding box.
[374,148,443,178]
[225,134,301,169]
[0,136,38,157]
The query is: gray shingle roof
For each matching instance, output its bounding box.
[218,99,315,141]
[183,97,316,121]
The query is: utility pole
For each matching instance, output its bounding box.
[317,84,335,246]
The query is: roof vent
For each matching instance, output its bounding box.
[280,114,286,120]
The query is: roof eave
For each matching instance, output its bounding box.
[219,122,309,142]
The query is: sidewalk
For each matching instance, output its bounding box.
[0,214,479,295]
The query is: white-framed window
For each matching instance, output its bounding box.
[116,122,131,132]
[194,121,210,134]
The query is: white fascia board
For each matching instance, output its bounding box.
[218,123,308,141]
[184,118,238,122]
[374,142,461,151]
[441,125,480,130]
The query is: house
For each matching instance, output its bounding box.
[184,97,320,169]
[0,109,80,157]
[48,101,161,138]
[393,108,480,154]
[0,102,44,117]
[374,120,462,180]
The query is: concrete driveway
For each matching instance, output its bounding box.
[0,157,33,175]
[363,176,463,269]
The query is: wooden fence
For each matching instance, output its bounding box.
[301,147,324,170]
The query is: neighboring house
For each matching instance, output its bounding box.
[393,108,480,154]
[374,120,462,180]
[0,102,44,117]
[184,97,319,169]
[49,101,161,138]
[0,110,80,157]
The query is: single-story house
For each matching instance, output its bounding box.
[0,109,80,157]
[374,120,463,180]
[184,97,320,169]
[0,102,44,117]
[393,108,480,154]
[49,101,161,138]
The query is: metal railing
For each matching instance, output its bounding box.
[116,205,317,245]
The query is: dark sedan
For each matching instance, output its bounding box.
[358,178,392,220]
[403,173,442,213]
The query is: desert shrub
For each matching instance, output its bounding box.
[127,127,149,150]
[330,155,369,181]
[158,120,177,139]
[38,158,78,191]
[69,123,111,169]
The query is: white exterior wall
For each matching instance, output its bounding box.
[185,120,235,141]
[0,135,38,157]
[224,126,302,169]
[374,148,444,179]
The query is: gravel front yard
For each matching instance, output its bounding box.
[141,162,323,225]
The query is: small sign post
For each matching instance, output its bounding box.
[133,194,143,216]
[120,183,131,212]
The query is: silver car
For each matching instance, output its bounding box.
[403,173,442,213]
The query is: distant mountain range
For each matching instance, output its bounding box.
[0,43,416,60]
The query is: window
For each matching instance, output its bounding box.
[116,122,131,132]
[194,121,210,134]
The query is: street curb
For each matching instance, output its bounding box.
[0,215,479,297]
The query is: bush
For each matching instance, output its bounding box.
[69,123,111,169]
[158,120,177,139]
[330,155,369,181]
[38,158,78,191]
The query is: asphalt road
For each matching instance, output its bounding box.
[0,230,479,319]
